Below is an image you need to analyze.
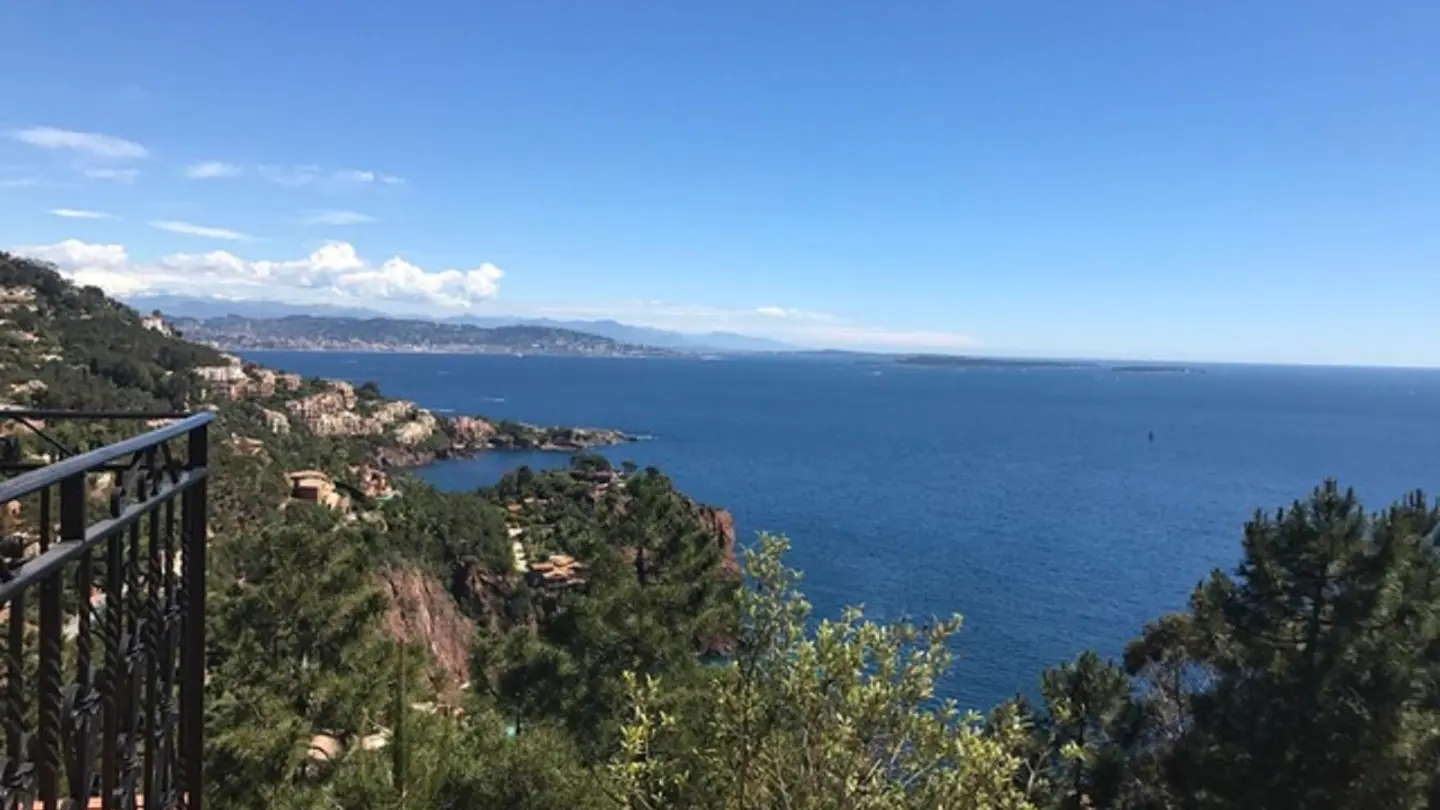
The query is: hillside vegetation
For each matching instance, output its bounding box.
[4,250,1440,809]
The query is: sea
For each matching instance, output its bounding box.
[243,350,1440,712]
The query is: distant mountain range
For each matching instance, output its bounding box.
[170,313,668,357]
[124,295,797,353]
[453,317,797,353]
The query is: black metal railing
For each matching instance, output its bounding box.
[0,411,211,810]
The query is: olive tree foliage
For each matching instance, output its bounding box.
[324,710,611,810]
[606,532,1035,810]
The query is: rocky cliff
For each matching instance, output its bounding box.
[380,566,477,696]
[696,505,741,577]
[195,355,635,463]
[696,505,741,655]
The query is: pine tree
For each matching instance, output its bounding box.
[1177,482,1440,809]
[205,513,397,807]
[1034,652,1133,810]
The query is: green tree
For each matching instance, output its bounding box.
[205,512,398,808]
[1112,613,1206,810]
[1172,482,1440,809]
[329,710,612,810]
[606,533,1034,810]
[1033,652,1132,810]
[474,465,738,756]
[571,453,613,475]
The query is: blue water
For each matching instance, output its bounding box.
[244,351,1440,711]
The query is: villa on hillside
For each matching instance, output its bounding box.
[287,469,351,511]
[140,313,173,336]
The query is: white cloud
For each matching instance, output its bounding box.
[755,306,836,321]
[82,167,140,182]
[258,165,403,190]
[301,210,375,226]
[334,169,406,185]
[9,127,148,159]
[12,238,505,310]
[19,238,127,267]
[12,239,148,294]
[185,161,241,179]
[330,256,503,303]
[257,165,322,187]
[149,221,253,241]
[48,208,113,219]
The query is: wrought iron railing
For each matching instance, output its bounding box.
[0,411,212,810]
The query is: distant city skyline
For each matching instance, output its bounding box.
[2,2,1438,365]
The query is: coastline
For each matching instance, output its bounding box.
[197,350,646,475]
[216,343,675,359]
[373,430,643,471]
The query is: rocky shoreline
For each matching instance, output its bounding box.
[190,354,641,471]
[373,420,639,470]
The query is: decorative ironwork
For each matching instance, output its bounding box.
[0,412,211,810]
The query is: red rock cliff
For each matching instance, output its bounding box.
[380,566,476,696]
[694,505,741,655]
[695,505,741,577]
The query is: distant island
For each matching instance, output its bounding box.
[1110,364,1204,374]
[896,354,1203,374]
[169,314,671,357]
[896,354,1090,370]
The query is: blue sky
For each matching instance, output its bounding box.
[1,2,1437,364]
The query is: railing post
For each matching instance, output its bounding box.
[37,482,71,810]
[56,475,86,809]
[181,422,207,810]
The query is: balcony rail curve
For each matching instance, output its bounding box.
[0,411,211,810]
